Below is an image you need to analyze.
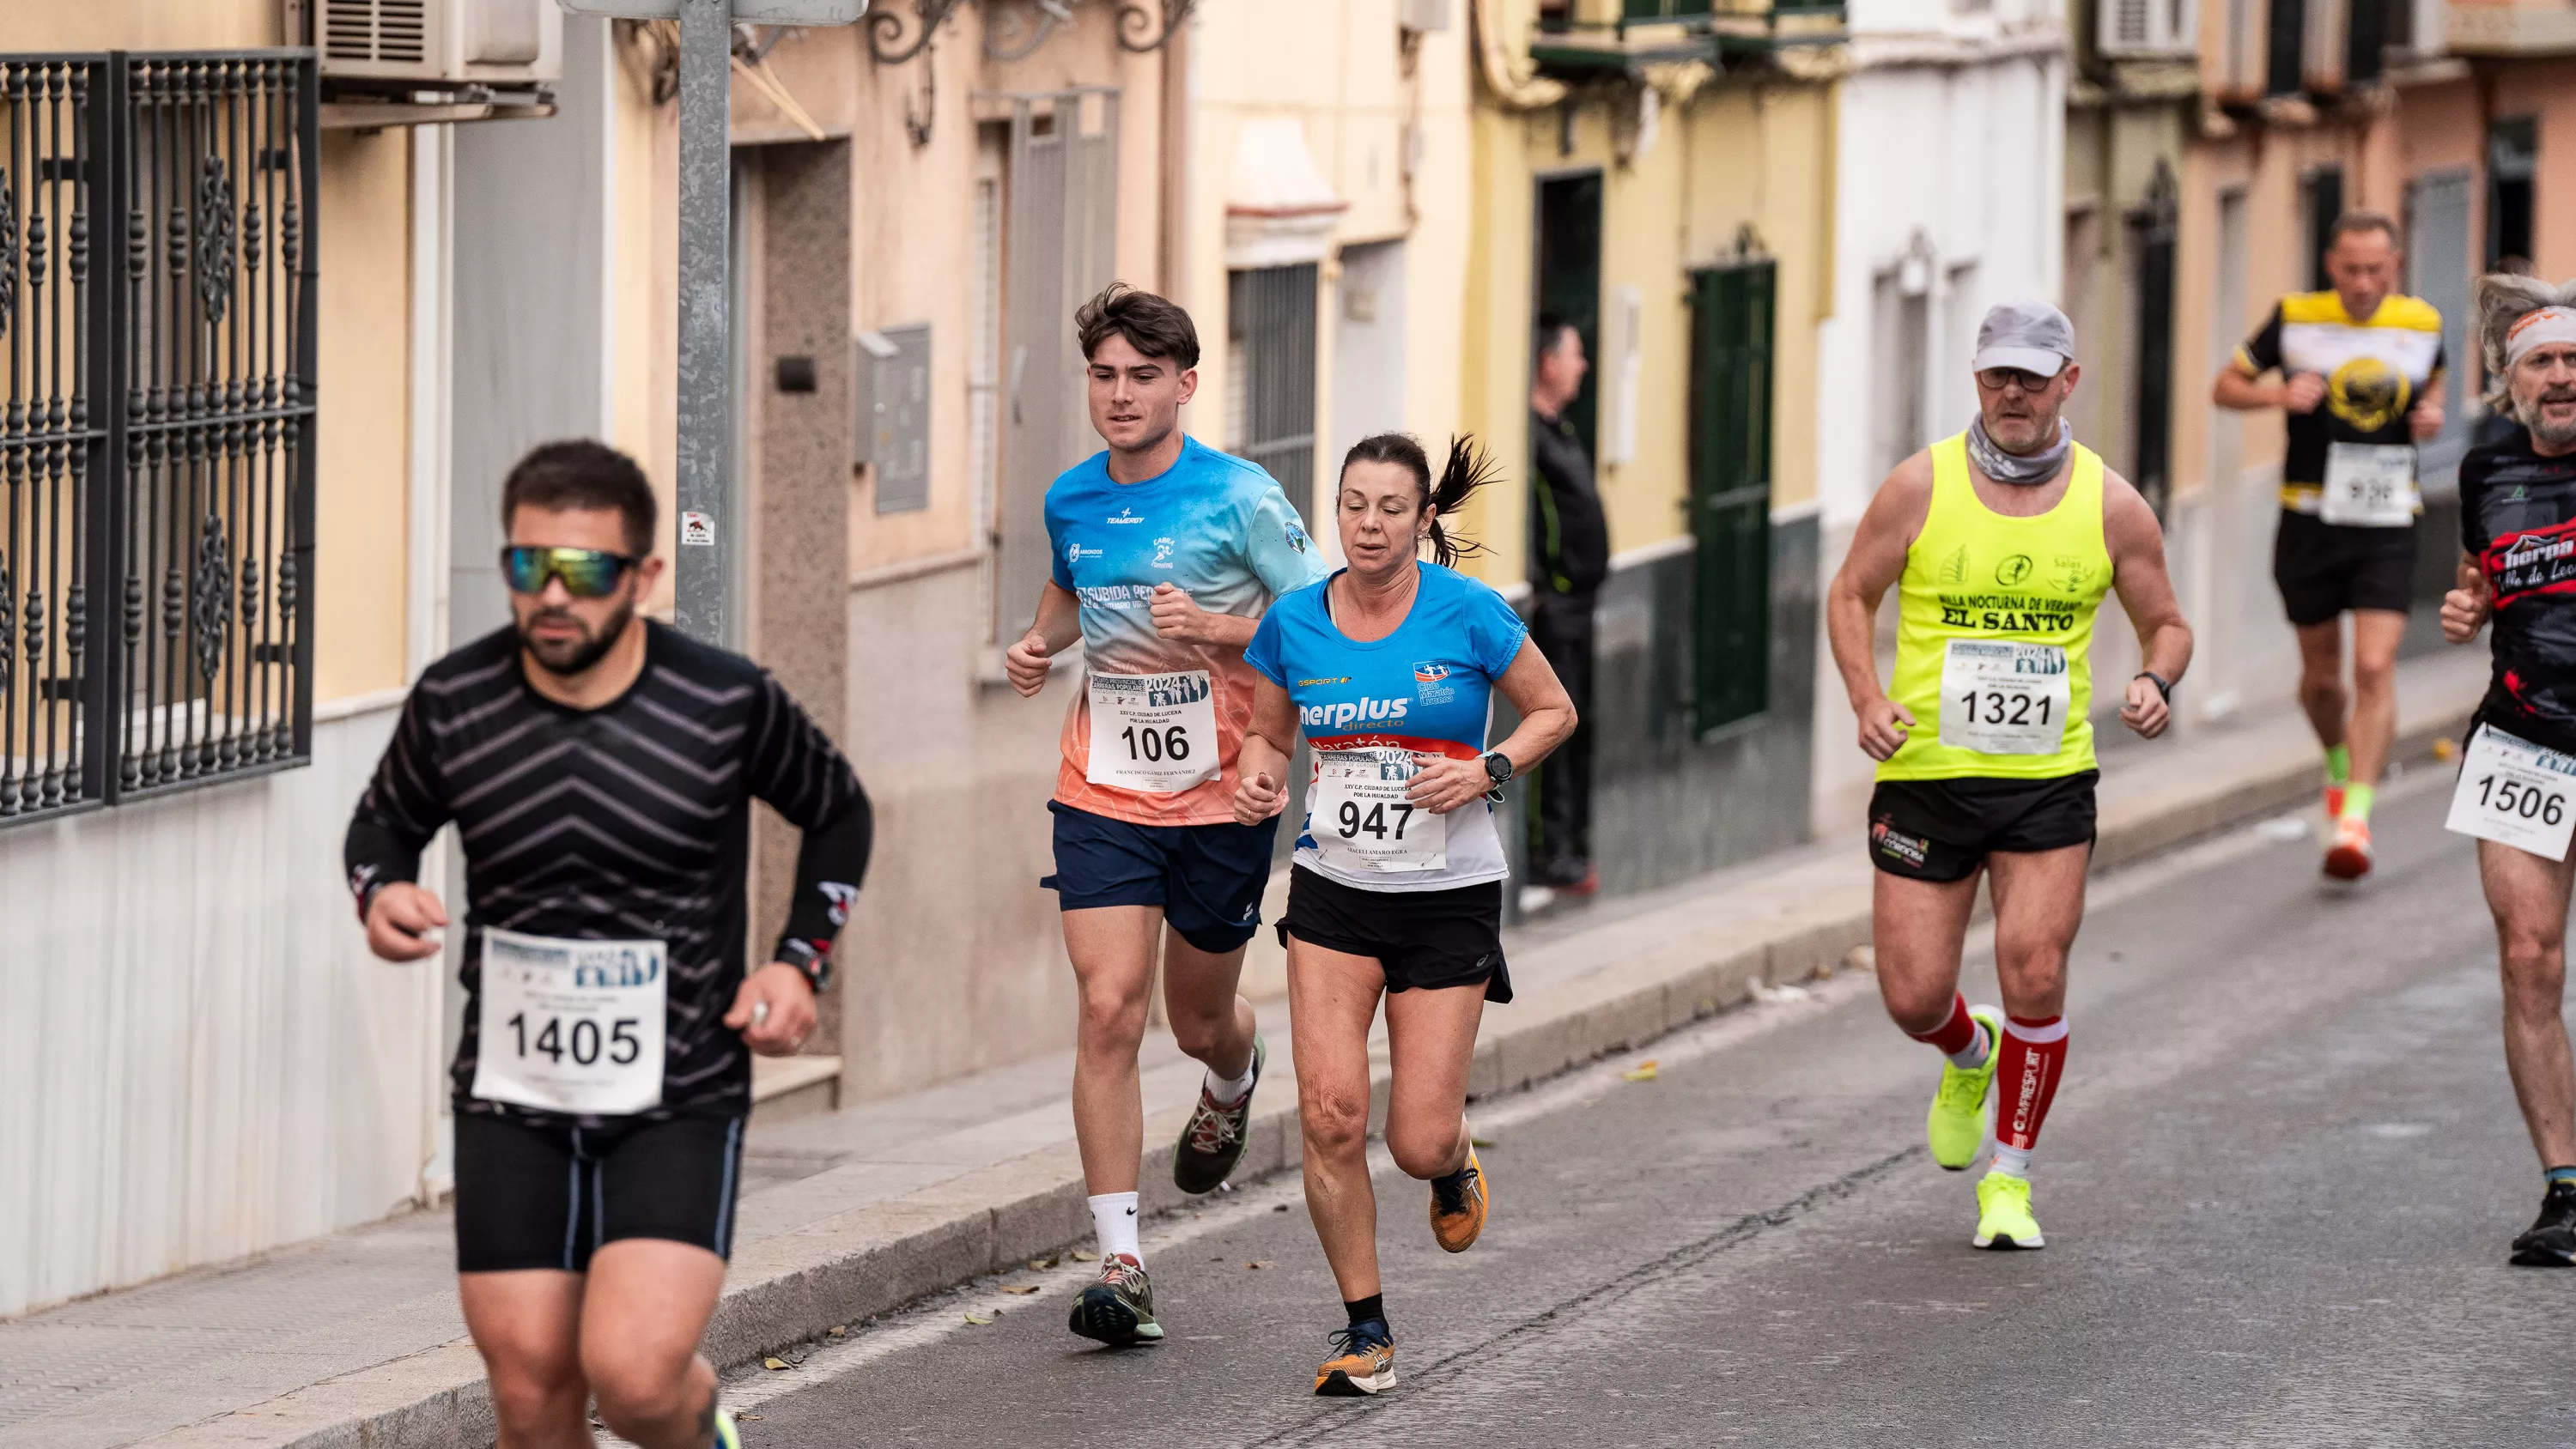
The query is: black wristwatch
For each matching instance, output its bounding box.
[1481,751,1514,802]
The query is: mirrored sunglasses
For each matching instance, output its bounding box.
[500,545,635,599]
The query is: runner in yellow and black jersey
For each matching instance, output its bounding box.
[2215,210,2447,881]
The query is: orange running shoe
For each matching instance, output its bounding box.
[2323,814,2374,880]
[1428,1145,1489,1252]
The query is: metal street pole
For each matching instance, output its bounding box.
[554,0,862,645]
[672,0,732,644]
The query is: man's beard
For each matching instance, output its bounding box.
[518,600,632,678]
[1985,403,2062,455]
[2521,387,2576,452]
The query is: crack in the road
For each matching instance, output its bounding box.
[1232,1143,1926,1447]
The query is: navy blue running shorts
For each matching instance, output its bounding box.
[1042,800,1279,954]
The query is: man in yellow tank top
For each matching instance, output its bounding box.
[1826,301,2195,1252]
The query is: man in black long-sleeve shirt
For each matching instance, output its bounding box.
[1529,318,1611,893]
[345,441,870,1449]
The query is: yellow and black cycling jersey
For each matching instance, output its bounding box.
[2236,290,2445,513]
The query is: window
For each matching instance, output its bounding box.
[1226,265,1320,522]
[2406,168,2471,460]
[993,88,1119,643]
[0,52,319,830]
[1871,264,1929,483]
[2303,167,2343,289]
[2347,0,2388,82]
[2489,118,2537,271]
[2266,0,2307,94]
[2128,166,2179,519]
[1687,258,1775,733]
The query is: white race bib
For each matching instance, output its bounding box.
[1938,640,2072,755]
[2320,443,2417,527]
[2445,724,2576,861]
[471,928,667,1116]
[1085,670,1219,792]
[1312,750,1448,874]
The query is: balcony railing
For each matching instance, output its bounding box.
[1533,0,1845,72]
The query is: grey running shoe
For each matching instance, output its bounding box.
[1067,1253,1163,1344]
[1173,1034,1265,1195]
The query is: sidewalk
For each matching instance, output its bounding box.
[0,650,2490,1449]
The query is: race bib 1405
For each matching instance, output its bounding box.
[471,928,667,1116]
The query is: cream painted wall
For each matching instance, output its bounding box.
[314,130,420,702]
[0,1,280,49]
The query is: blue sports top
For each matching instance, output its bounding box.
[1043,434,1327,826]
[1243,561,1530,892]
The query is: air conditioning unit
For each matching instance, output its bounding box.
[318,0,562,87]
[2099,0,2200,56]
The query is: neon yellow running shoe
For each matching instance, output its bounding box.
[712,1405,744,1449]
[1972,1170,2044,1250]
[1926,1006,2002,1171]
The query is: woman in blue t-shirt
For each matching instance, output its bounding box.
[1235,433,1577,1397]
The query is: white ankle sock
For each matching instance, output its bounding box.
[1991,1143,2032,1179]
[1204,1056,1257,1106]
[1947,1023,1991,1071]
[1088,1191,1140,1262]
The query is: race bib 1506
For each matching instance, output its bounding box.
[1938,640,2072,756]
[1086,670,1219,793]
[471,928,667,1116]
[2321,443,2417,528]
[1311,749,1447,874]
[2445,724,2576,861]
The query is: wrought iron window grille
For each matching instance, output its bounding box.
[0,50,319,830]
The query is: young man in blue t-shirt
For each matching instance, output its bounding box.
[1004,285,1326,1345]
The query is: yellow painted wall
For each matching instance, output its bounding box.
[1461,75,1838,585]
[0,1,279,49]
[311,130,416,701]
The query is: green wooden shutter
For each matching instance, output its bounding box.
[1686,258,1776,733]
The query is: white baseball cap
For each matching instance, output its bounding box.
[1971,300,2075,378]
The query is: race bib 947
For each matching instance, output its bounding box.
[1311,749,1447,873]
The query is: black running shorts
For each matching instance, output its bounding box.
[453,1110,746,1273]
[1279,866,1513,1002]
[2272,509,2417,627]
[1868,771,2099,883]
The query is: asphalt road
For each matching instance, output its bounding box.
[720,778,2576,1448]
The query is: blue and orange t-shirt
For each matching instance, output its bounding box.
[1243,562,1530,891]
[1046,434,1327,826]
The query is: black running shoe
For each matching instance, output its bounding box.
[2511,1180,2576,1266]
[1067,1254,1163,1343]
[1173,1034,1264,1195]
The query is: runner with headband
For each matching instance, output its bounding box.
[1234,433,1577,1395]
[2439,276,2576,1265]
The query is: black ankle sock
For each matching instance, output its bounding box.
[1344,1294,1385,1329]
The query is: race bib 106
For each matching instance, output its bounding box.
[2320,443,2417,528]
[2445,724,2576,862]
[1086,670,1219,793]
[1938,640,2072,756]
[471,928,667,1116]
[1311,749,1447,874]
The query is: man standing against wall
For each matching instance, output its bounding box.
[2213,212,2445,882]
[1528,317,1611,897]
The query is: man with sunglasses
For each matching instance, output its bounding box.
[344,440,872,1449]
[1827,300,2192,1252]
[2214,212,2446,881]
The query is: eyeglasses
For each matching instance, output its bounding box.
[500,546,635,598]
[1976,367,2058,394]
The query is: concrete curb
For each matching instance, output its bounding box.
[138,698,2477,1449]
